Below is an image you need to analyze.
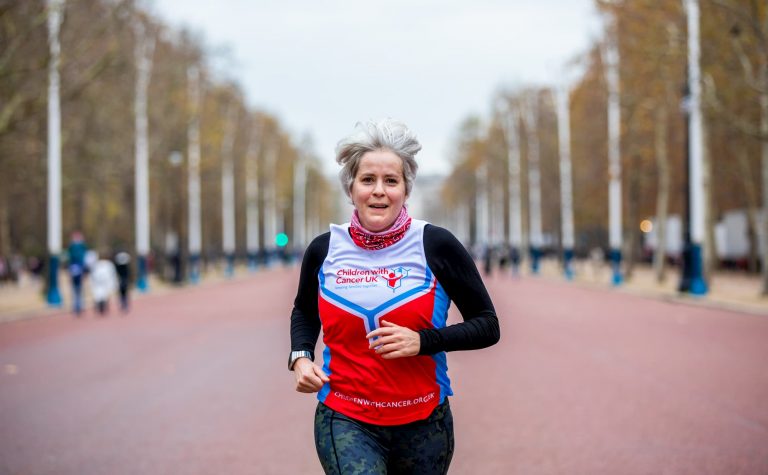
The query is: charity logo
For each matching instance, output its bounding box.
[333,266,410,292]
[383,266,410,292]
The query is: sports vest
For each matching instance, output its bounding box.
[317,219,453,426]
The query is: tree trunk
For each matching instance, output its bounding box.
[96,193,108,253]
[747,210,760,273]
[737,143,760,272]
[0,191,10,257]
[761,64,768,295]
[625,155,641,280]
[74,187,85,235]
[654,103,670,283]
[703,109,717,283]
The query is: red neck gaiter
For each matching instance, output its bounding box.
[349,207,412,251]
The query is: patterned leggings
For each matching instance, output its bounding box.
[314,400,454,475]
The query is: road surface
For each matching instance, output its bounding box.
[1,267,766,474]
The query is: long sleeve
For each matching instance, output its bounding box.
[418,225,500,354]
[289,232,330,356]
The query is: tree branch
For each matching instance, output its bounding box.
[707,0,768,55]
[731,32,764,93]
[704,74,767,140]
[0,93,23,135]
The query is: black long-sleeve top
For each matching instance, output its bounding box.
[290,224,500,358]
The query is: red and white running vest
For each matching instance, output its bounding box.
[317,219,453,426]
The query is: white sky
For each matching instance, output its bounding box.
[151,0,602,176]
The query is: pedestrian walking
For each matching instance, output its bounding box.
[67,231,88,315]
[483,244,493,277]
[113,251,131,313]
[289,119,500,475]
[89,254,118,316]
[590,246,605,282]
[510,246,521,276]
[498,243,510,272]
[0,256,7,285]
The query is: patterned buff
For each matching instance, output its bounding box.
[349,207,412,251]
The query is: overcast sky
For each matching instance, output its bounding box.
[152,0,602,176]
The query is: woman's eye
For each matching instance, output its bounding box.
[361,177,374,184]
[386,178,399,185]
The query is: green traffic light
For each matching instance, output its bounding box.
[275,233,289,247]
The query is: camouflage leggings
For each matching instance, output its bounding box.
[314,400,454,475]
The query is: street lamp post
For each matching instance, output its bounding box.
[245,130,261,271]
[503,103,524,275]
[187,65,202,284]
[45,0,65,306]
[524,93,543,274]
[167,151,183,284]
[680,0,708,295]
[134,19,155,293]
[475,158,489,250]
[293,148,306,259]
[556,87,576,280]
[245,131,261,271]
[221,107,237,278]
[264,144,278,266]
[603,16,624,286]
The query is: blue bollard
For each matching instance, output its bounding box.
[688,244,708,295]
[530,247,541,275]
[46,254,63,306]
[136,255,149,292]
[609,248,623,286]
[189,254,201,284]
[563,248,574,281]
[225,254,235,278]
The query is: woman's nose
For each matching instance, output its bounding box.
[372,179,385,195]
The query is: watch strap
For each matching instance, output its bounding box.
[288,350,313,371]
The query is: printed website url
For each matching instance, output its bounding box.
[333,391,435,408]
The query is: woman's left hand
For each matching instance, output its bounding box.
[366,320,420,359]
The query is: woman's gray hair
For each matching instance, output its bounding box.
[335,118,421,197]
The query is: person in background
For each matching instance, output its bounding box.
[67,231,88,316]
[27,256,45,282]
[113,251,132,313]
[483,244,494,277]
[89,253,118,316]
[510,246,521,276]
[84,249,98,274]
[289,119,500,475]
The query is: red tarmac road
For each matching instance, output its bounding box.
[1,267,767,474]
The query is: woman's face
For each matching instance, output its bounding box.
[351,149,407,233]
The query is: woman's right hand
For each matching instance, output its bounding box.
[293,358,330,393]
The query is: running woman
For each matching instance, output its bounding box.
[290,118,500,475]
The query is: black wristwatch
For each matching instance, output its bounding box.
[288,350,314,371]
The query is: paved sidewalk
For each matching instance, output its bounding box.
[541,259,768,316]
[0,265,272,324]
[0,274,61,323]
